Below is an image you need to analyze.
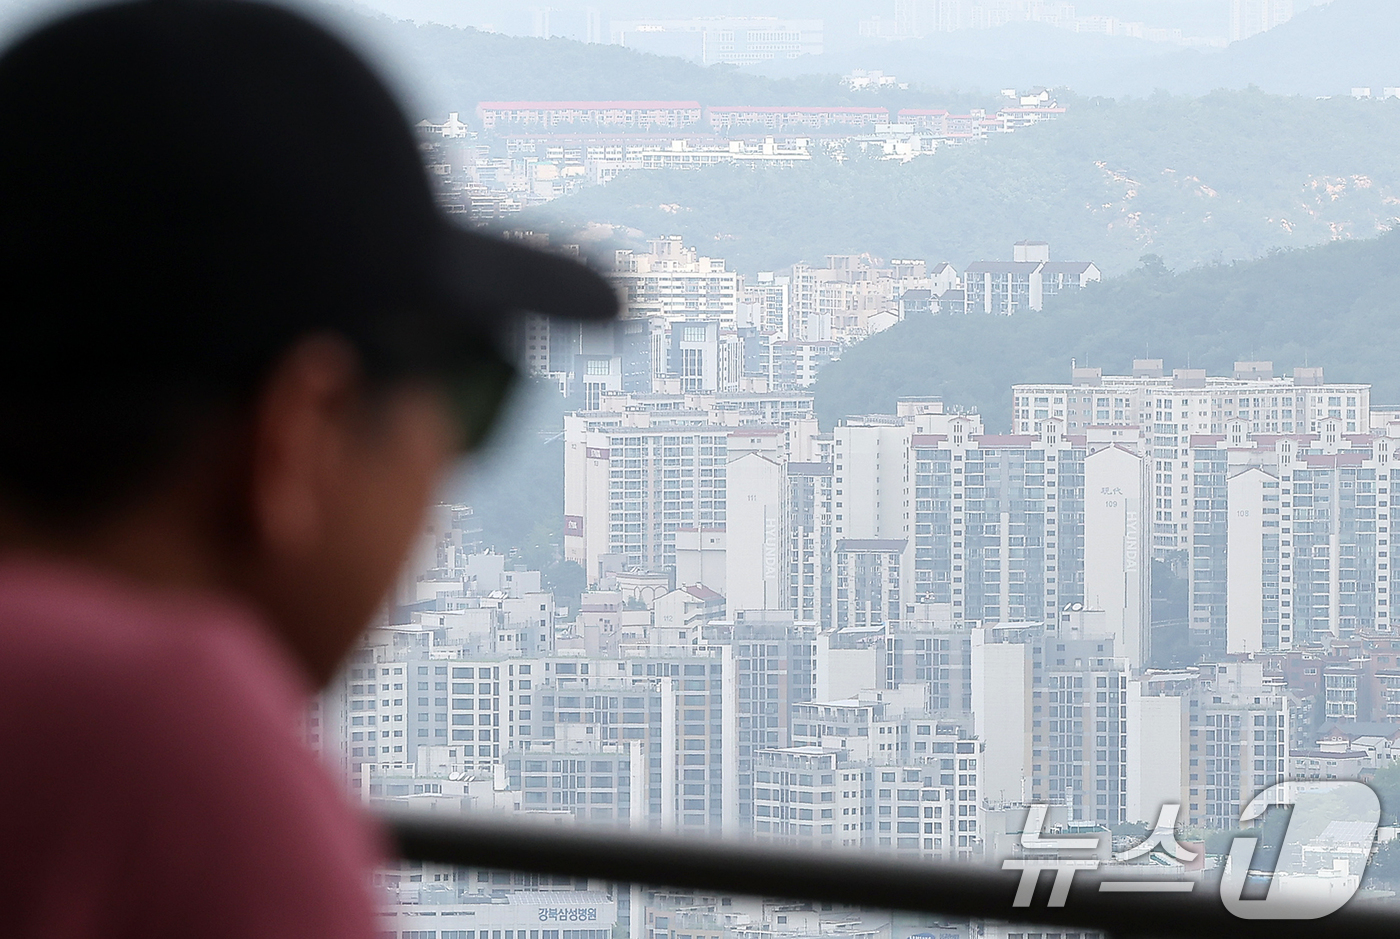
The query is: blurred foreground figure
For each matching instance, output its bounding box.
[0,1,616,935]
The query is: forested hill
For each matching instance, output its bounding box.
[810,230,1400,433]
[337,11,999,118]
[525,89,1400,277]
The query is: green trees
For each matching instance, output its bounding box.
[812,228,1400,431]
[1369,763,1400,826]
[1367,839,1400,887]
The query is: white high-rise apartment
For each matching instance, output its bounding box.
[1126,671,1190,825]
[1084,445,1151,668]
[614,237,739,327]
[727,448,786,616]
[831,397,1155,630]
[973,617,1130,824]
[1037,611,1131,825]
[894,0,964,36]
[785,460,835,624]
[1191,661,1288,830]
[564,394,809,581]
[1131,662,1288,830]
[1230,0,1294,42]
[778,701,984,859]
[963,242,1100,314]
[738,272,790,338]
[1195,432,1396,653]
[788,259,897,343]
[971,622,1034,806]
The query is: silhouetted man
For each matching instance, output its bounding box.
[0,2,617,935]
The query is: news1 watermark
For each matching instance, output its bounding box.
[1002,780,1382,919]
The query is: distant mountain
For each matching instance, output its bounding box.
[1109,0,1400,97]
[325,7,1000,120]
[747,0,1399,99]
[810,229,1400,432]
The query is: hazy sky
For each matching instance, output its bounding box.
[334,0,1333,41]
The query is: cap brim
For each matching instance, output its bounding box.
[436,224,620,328]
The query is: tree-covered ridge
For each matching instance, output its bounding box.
[810,229,1400,432]
[355,13,1002,118]
[525,89,1400,277]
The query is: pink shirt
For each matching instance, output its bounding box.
[0,559,382,938]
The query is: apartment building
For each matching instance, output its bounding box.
[668,320,721,393]
[503,746,640,822]
[739,272,790,337]
[1226,442,1388,652]
[1128,662,1288,829]
[962,242,1099,314]
[1171,424,1396,657]
[706,106,887,134]
[972,619,1131,825]
[1314,635,1400,724]
[786,460,836,624]
[615,237,739,326]
[835,400,1123,633]
[788,257,897,342]
[766,699,984,859]
[476,101,703,133]
[1193,662,1289,830]
[727,613,819,829]
[1126,670,1190,825]
[833,539,909,630]
[328,640,507,792]
[892,0,966,35]
[896,108,951,135]
[564,406,783,580]
[726,446,786,615]
[564,392,820,582]
[1035,618,1130,825]
[772,340,842,389]
[501,650,741,836]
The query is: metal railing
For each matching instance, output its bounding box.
[383,813,1398,939]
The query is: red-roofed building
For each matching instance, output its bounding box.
[706,105,890,133]
[476,101,703,133]
[895,108,949,134]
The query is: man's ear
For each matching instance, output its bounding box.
[246,335,364,556]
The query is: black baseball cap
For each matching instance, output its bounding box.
[0,0,618,453]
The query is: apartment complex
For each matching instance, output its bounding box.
[327,358,1400,939]
[1013,361,1371,553]
[476,101,703,133]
